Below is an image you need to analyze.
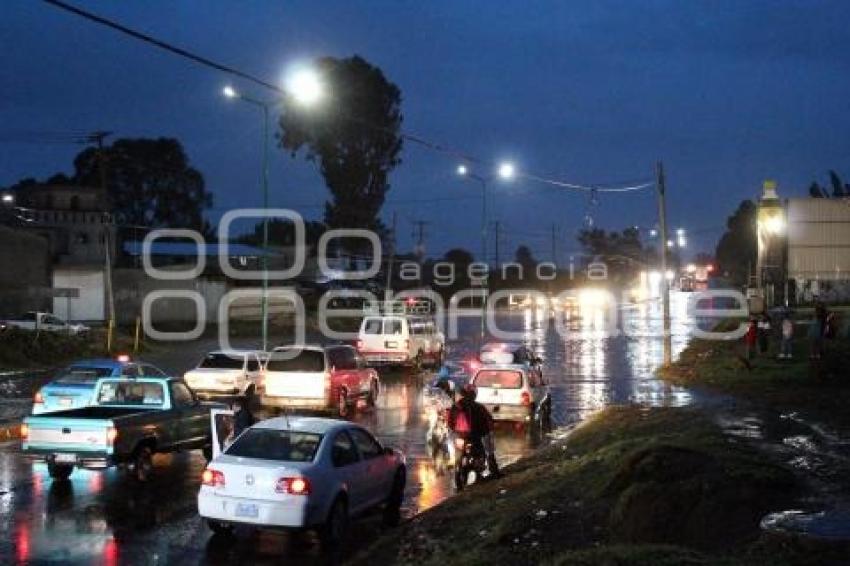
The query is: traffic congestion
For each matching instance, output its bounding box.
[0,296,694,564]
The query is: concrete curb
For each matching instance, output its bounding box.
[0,422,21,441]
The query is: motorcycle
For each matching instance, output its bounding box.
[453,435,488,491]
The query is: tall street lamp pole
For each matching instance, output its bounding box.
[457,161,515,343]
[223,86,272,352]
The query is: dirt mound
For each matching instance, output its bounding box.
[607,443,796,550]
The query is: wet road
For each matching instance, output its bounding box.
[0,294,695,564]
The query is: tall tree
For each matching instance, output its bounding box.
[514,245,538,272]
[73,138,212,232]
[715,200,757,286]
[829,170,845,198]
[278,56,403,240]
[237,219,326,248]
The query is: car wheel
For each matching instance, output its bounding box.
[207,520,234,537]
[337,389,349,417]
[320,497,348,547]
[367,380,379,408]
[383,467,406,526]
[133,446,153,482]
[47,461,73,480]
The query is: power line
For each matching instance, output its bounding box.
[40,0,653,195]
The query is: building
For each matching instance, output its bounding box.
[757,181,850,305]
[2,184,114,321]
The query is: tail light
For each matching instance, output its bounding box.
[106,427,118,445]
[33,391,44,405]
[520,391,531,406]
[276,477,311,495]
[20,424,29,440]
[201,468,225,488]
[356,340,364,350]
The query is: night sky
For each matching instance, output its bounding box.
[3,1,850,262]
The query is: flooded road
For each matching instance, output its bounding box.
[0,293,696,564]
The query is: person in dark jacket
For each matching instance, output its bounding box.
[448,384,501,478]
[231,398,255,438]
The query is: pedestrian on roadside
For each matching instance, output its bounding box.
[779,313,794,359]
[231,397,256,439]
[757,314,771,355]
[745,318,758,360]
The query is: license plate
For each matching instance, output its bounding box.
[55,453,76,463]
[385,341,398,348]
[235,503,258,518]
[59,397,73,407]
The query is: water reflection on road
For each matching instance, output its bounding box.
[0,294,696,564]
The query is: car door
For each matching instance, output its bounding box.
[170,381,206,448]
[348,427,393,507]
[329,430,367,513]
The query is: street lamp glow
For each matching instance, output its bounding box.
[457,164,468,176]
[286,68,323,106]
[764,215,785,234]
[497,162,515,180]
[676,228,685,236]
[1,193,13,204]
[222,85,238,99]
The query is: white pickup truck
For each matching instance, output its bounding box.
[0,311,89,335]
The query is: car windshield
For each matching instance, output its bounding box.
[225,429,322,462]
[57,366,114,384]
[475,370,523,389]
[96,381,165,407]
[363,318,382,334]
[266,349,325,372]
[199,353,244,369]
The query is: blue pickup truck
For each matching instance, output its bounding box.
[22,376,223,482]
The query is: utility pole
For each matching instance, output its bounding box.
[411,219,428,288]
[656,161,672,365]
[385,212,397,296]
[493,221,500,265]
[551,223,557,266]
[92,131,115,349]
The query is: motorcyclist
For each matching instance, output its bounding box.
[448,384,501,478]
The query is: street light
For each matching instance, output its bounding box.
[457,162,516,342]
[222,71,323,352]
[497,161,515,180]
[1,193,13,204]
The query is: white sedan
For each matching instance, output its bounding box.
[198,416,406,546]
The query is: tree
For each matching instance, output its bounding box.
[577,226,645,284]
[278,56,403,241]
[807,171,849,198]
[73,138,212,232]
[237,219,326,248]
[715,200,757,286]
[514,245,537,272]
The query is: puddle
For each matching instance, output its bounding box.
[762,508,850,541]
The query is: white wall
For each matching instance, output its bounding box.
[53,268,105,322]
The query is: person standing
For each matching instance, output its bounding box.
[779,313,794,359]
[758,314,771,355]
[745,318,758,361]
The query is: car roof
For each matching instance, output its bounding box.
[205,350,252,357]
[273,344,327,353]
[475,363,528,373]
[68,359,128,369]
[481,342,523,352]
[253,416,355,435]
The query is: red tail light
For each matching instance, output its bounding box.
[276,476,311,495]
[33,392,44,405]
[201,468,225,488]
[520,391,531,406]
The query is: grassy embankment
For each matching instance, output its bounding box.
[658,319,850,433]
[352,405,842,565]
[0,327,148,370]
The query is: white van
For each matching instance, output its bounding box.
[357,316,444,369]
